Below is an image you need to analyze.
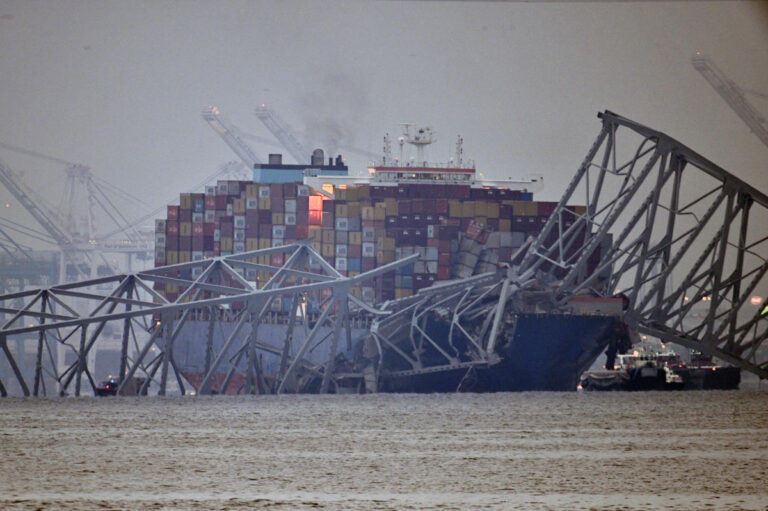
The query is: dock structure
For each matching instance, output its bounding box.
[0,111,766,396]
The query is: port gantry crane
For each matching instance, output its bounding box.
[253,104,311,164]
[0,111,766,397]
[692,53,768,150]
[201,106,263,171]
[0,143,154,283]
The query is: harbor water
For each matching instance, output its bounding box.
[2,390,768,510]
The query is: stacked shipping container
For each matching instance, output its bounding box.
[156,180,588,306]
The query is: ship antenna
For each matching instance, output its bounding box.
[455,135,463,168]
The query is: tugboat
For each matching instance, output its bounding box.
[95,376,149,396]
[580,343,685,391]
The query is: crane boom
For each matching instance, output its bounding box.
[0,157,74,250]
[254,105,310,164]
[201,107,262,168]
[692,54,768,149]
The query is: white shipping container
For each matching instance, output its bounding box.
[335,257,348,271]
[284,199,297,213]
[297,185,309,197]
[233,241,245,253]
[155,219,166,233]
[335,218,349,231]
[425,247,438,261]
[272,239,284,248]
[234,216,246,229]
[213,229,220,242]
[336,245,348,257]
[486,232,501,249]
[426,261,439,274]
[217,182,228,195]
[192,267,203,278]
[205,210,216,222]
[362,227,375,241]
[285,213,296,226]
[192,212,204,223]
[246,198,259,210]
[234,229,245,241]
[192,251,204,261]
[155,234,166,247]
[414,261,425,273]
[272,225,285,238]
[427,225,435,238]
[415,246,427,259]
[206,185,216,196]
[259,185,271,198]
[362,242,375,257]
[226,204,233,216]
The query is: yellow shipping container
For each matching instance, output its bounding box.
[448,200,463,217]
[322,243,335,258]
[513,200,537,216]
[180,193,192,210]
[233,198,245,214]
[166,250,179,265]
[475,202,487,217]
[348,203,361,218]
[357,186,370,199]
[378,237,396,251]
[221,238,233,252]
[395,288,413,299]
[272,213,284,225]
[361,206,375,220]
[257,255,270,265]
[336,204,348,217]
[384,199,398,216]
[246,239,259,251]
[499,219,512,232]
[376,250,395,263]
[179,251,191,263]
[374,203,387,220]
[346,187,359,201]
[312,241,322,252]
[334,187,347,200]
[462,201,475,218]
[245,184,259,198]
[573,205,587,217]
[322,229,335,244]
[258,239,271,250]
[309,226,323,240]
[166,283,179,294]
[349,231,362,245]
[486,202,500,219]
[180,222,192,236]
[258,198,271,210]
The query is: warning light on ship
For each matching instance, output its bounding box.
[750,296,763,306]
[4,203,9,208]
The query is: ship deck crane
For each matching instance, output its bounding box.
[692,53,768,149]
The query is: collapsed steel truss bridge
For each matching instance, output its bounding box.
[0,111,766,397]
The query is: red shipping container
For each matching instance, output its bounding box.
[348,244,362,258]
[296,225,309,239]
[166,220,179,235]
[322,212,334,228]
[309,195,323,211]
[438,252,451,266]
[192,237,204,251]
[282,183,297,198]
[213,241,220,254]
[203,222,216,236]
[179,236,192,251]
[166,236,179,250]
[309,210,322,225]
[538,201,558,217]
[270,183,283,199]
[271,253,284,266]
[259,224,272,238]
[215,195,227,210]
[205,196,216,210]
[362,258,376,272]
[296,196,309,211]
[167,205,179,220]
[192,222,204,236]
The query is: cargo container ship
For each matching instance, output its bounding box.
[154,127,622,393]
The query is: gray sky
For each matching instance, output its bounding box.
[0,0,767,247]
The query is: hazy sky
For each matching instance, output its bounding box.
[0,0,766,247]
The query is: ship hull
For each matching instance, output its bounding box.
[380,313,621,393]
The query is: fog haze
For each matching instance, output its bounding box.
[0,0,766,244]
